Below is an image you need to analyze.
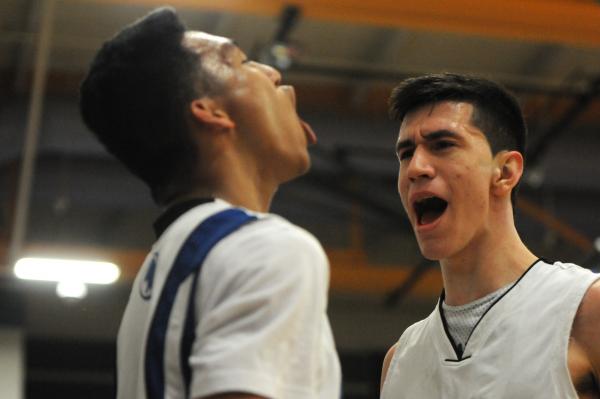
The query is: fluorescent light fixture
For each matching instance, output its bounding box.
[14,257,120,284]
[56,280,88,299]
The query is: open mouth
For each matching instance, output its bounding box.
[414,196,448,226]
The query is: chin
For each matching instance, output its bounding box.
[299,155,311,174]
[417,241,452,261]
[279,157,310,183]
[293,152,311,176]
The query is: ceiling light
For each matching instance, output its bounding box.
[14,257,120,284]
[56,280,88,299]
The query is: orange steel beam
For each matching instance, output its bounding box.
[0,239,443,297]
[0,197,589,297]
[76,0,600,47]
[326,248,442,297]
[517,197,594,252]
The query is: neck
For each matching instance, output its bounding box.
[440,207,537,306]
[172,154,279,214]
[216,151,281,212]
[216,179,276,213]
[167,185,275,213]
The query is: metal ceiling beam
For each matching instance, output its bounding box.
[78,0,600,48]
[526,76,600,167]
[302,171,407,228]
[0,239,445,297]
[384,259,435,307]
[516,197,594,253]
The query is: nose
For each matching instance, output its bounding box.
[406,146,435,182]
[255,61,282,85]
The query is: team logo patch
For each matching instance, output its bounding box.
[140,252,158,300]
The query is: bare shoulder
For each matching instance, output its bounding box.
[381,343,399,389]
[574,279,600,331]
[198,394,266,399]
[572,279,600,371]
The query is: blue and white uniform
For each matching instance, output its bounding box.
[117,198,341,399]
[381,259,599,399]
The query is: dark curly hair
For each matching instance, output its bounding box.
[80,7,215,204]
[389,73,527,206]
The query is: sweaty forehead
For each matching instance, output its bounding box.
[398,101,477,140]
[182,31,234,55]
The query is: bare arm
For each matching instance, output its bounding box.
[571,280,600,394]
[381,343,398,390]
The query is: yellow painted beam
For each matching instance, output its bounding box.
[0,241,441,297]
[0,195,590,298]
[517,197,594,252]
[327,248,442,297]
[75,0,600,47]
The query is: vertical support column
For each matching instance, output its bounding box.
[0,327,24,399]
[7,0,56,267]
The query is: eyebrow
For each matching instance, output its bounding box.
[217,40,243,61]
[220,40,237,54]
[396,129,460,153]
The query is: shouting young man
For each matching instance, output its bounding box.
[380,73,600,398]
[80,8,340,399]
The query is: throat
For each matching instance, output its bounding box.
[415,197,448,225]
[420,209,444,225]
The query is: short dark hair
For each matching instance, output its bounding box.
[80,8,207,204]
[389,73,527,206]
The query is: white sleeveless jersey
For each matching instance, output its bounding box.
[381,259,599,399]
[117,199,341,399]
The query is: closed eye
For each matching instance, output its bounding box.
[398,148,414,161]
[431,140,454,151]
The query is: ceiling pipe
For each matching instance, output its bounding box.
[290,61,589,98]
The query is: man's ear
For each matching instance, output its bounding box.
[189,98,235,131]
[491,150,524,198]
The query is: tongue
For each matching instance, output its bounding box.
[300,119,317,145]
[421,209,443,225]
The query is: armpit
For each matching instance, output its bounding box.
[570,279,600,399]
[573,372,599,399]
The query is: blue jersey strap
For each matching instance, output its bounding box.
[145,208,257,399]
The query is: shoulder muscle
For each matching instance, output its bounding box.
[381,343,398,389]
[572,279,600,379]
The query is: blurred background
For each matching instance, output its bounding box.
[1,0,600,398]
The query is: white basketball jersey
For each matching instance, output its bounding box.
[117,199,341,399]
[381,259,599,399]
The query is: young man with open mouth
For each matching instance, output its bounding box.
[80,8,340,399]
[380,73,599,398]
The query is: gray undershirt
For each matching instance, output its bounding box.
[442,282,514,353]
